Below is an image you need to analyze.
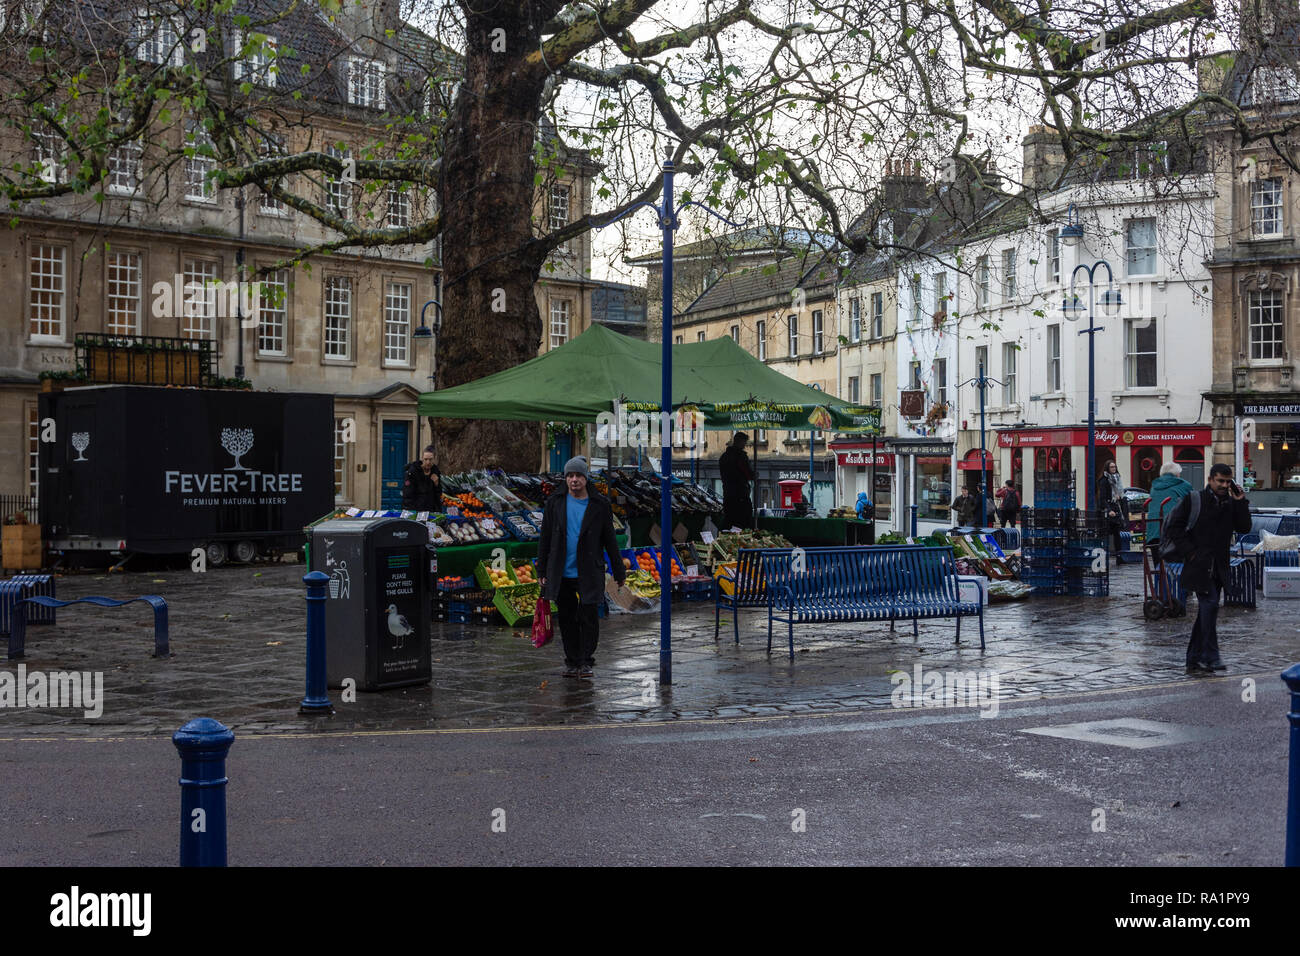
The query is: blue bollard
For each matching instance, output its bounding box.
[1284,663,1300,867]
[909,504,918,539]
[172,717,234,867]
[300,571,334,714]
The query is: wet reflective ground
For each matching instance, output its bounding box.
[2,561,1296,737]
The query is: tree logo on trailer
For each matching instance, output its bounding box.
[221,428,254,470]
[70,432,90,462]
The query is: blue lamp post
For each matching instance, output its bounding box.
[1061,245,1123,512]
[593,150,741,686]
[958,362,1002,529]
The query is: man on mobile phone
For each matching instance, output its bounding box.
[1162,463,1252,673]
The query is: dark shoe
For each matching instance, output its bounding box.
[579,666,594,679]
[1205,660,1227,671]
[562,665,580,678]
[1185,662,1211,674]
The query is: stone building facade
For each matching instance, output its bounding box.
[0,2,596,515]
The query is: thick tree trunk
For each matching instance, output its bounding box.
[434,5,553,473]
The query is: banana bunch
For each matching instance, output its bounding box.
[625,569,660,599]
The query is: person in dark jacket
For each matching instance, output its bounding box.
[1097,460,1128,555]
[997,480,1021,528]
[1163,463,1252,673]
[402,446,442,511]
[537,456,625,679]
[951,487,976,527]
[718,433,754,529]
[1145,462,1194,550]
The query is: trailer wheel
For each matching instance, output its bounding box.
[1142,598,1166,621]
[233,540,258,564]
[205,541,229,567]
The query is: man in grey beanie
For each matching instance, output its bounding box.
[537,456,625,679]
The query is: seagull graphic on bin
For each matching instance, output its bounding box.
[386,603,414,650]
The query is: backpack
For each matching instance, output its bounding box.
[1158,492,1200,563]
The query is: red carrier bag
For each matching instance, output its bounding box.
[530,597,553,648]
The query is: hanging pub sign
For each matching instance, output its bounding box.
[900,390,926,418]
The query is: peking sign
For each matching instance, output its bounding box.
[997,426,1212,448]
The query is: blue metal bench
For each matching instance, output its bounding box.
[1231,546,1300,568]
[760,546,984,660]
[0,573,56,634]
[8,595,170,660]
[714,547,791,643]
[714,545,928,644]
[1163,556,1261,609]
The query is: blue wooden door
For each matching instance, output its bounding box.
[549,433,572,473]
[381,421,410,510]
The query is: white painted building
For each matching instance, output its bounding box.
[950,174,1217,512]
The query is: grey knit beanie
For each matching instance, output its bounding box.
[563,456,589,477]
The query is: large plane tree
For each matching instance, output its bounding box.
[2,0,1278,469]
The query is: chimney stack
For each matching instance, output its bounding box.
[882,158,927,211]
[1022,125,1065,191]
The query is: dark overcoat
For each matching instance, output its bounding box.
[1164,487,1252,592]
[537,489,625,604]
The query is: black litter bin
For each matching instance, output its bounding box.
[310,516,431,691]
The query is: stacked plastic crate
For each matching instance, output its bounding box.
[1020,472,1074,595]
[1066,510,1110,597]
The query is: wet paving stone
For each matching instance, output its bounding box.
[0,560,1297,737]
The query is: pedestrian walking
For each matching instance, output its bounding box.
[537,456,625,680]
[951,487,976,528]
[1145,462,1194,551]
[997,479,1020,528]
[1097,460,1128,556]
[1162,463,1251,673]
[719,433,754,529]
[402,445,442,512]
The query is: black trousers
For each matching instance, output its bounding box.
[723,492,752,529]
[556,577,599,667]
[1187,587,1222,667]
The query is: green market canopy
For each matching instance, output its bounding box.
[417,322,881,433]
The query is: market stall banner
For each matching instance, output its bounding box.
[682,401,881,433]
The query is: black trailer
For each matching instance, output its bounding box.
[40,386,334,565]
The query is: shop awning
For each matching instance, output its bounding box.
[417,323,881,433]
[958,449,995,470]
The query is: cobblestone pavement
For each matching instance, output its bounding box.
[2,559,1297,737]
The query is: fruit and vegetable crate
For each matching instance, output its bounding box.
[502,511,541,541]
[474,560,519,590]
[654,544,686,581]
[436,575,475,592]
[493,582,541,627]
[673,575,716,601]
[509,559,538,586]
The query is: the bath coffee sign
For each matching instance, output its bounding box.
[162,427,305,506]
[1239,402,1300,417]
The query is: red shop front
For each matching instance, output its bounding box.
[995,424,1212,508]
[831,440,895,524]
